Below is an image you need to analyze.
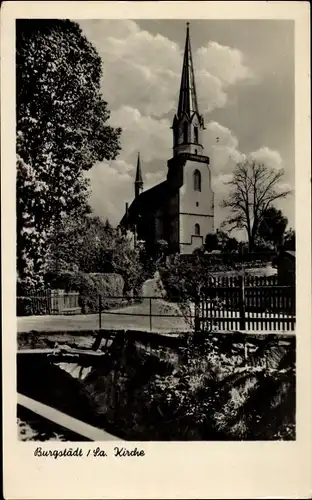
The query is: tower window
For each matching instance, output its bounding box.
[193,169,201,192]
[194,126,198,144]
[195,223,200,236]
[183,122,188,144]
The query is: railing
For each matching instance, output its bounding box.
[18,393,119,441]
[98,295,186,332]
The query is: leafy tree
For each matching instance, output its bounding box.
[16,19,121,289]
[205,231,239,253]
[258,207,288,250]
[155,239,169,263]
[224,236,239,252]
[221,161,291,252]
[204,233,218,252]
[46,215,144,293]
[215,230,230,250]
[283,228,296,251]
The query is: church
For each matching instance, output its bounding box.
[120,23,214,255]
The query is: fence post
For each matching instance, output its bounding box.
[99,295,102,329]
[149,297,152,332]
[244,341,248,364]
[194,285,200,332]
[47,289,51,315]
[239,275,246,331]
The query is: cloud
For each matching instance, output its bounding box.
[277,182,292,192]
[249,146,282,169]
[196,41,253,113]
[85,103,173,225]
[145,171,167,190]
[86,161,133,225]
[204,125,288,230]
[196,41,252,86]
[213,173,233,189]
[79,20,181,117]
[79,20,253,118]
[204,123,283,179]
[113,159,134,175]
[206,121,239,149]
[204,121,245,174]
[109,106,172,165]
[80,19,139,40]
[196,70,228,113]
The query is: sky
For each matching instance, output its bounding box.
[78,19,295,236]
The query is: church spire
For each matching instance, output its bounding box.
[172,22,205,157]
[134,152,143,198]
[177,22,199,118]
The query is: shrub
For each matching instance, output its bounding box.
[16,296,48,316]
[80,334,295,440]
[159,254,220,302]
[45,271,124,313]
[159,252,277,301]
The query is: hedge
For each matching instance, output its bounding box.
[46,271,125,314]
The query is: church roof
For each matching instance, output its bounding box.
[177,22,199,118]
[120,180,174,227]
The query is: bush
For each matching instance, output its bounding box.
[16,296,48,316]
[45,271,124,313]
[159,254,227,302]
[80,334,295,440]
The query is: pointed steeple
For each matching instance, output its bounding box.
[134,152,143,198]
[177,22,199,118]
[171,23,205,157]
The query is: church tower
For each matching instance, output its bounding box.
[167,22,214,254]
[120,23,214,256]
[134,152,143,198]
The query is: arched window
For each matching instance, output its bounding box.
[194,126,198,144]
[193,169,201,192]
[183,122,188,144]
[195,223,200,236]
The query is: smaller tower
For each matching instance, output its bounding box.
[134,152,143,198]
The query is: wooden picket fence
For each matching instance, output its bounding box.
[17,289,80,316]
[198,275,295,332]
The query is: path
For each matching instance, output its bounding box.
[17,301,188,333]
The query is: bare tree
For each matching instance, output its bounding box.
[221,161,291,252]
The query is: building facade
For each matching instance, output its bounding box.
[120,23,214,255]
